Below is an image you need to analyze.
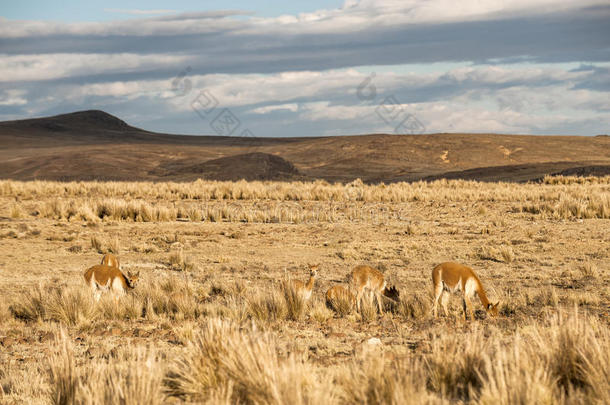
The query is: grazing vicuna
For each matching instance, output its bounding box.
[100,253,120,269]
[349,265,399,315]
[326,285,355,312]
[432,261,499,320]
[83,265,139,301]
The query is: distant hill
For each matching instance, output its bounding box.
[0,110,136,132]
[0,110,608,182]
[153,152,303,181]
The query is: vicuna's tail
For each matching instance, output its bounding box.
[83,268,93,285]
[431,264,442,287]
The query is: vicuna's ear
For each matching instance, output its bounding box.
[487,303,493,310]
[494,301,500,307]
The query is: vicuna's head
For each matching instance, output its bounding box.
[125,270,140,289]
[308,264,319,278]
[383,285,400,302]
[486,301,500,317]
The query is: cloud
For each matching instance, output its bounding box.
[7,62,607,135]
[0,0,608,136]
[104,9,176,16]
[249,103,299,114]
[6,0,596,38]
[0,53,192,83]
[0,89,27,106]
[0,1,607,74]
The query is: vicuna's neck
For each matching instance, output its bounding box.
[306,275,316,290]
[476,281,490,307]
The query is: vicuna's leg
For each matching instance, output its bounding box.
[433,283,443,318]
[441,292,449,316]
[366,290,373,310]
[356,287,364,313]
[464,296,474,321]
[461,297,468,320]
[376,291,384,315]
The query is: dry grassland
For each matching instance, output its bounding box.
[0,176,608,404]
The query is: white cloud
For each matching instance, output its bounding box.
[0,1,608,136]
[10,63,609,136]
[104,9,176,16]
[0,89,27,106]
[1,0,605,38]
[249,103,299,114]
[0,53,191,82]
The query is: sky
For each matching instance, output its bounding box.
[0,0,609,137]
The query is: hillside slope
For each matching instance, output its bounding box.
[0,110,608,182]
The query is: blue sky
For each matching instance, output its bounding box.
[1,0,609,136]
[2,0,344,21]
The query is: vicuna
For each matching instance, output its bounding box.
[83,265,139,301]
[432,261,499,320]
[290,264,318,300]
[326,285,356,312]
[349,265,399,314]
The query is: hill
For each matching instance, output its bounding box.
[0,110,608,182]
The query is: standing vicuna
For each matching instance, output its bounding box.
[432,262,499,320]
[83,265,139,301]
[100,253,120,269]
[290,264,318,301]
[349,265,399,314]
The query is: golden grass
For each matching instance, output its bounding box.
[49,331,166,405]
[326,291,354,317]
[36,312,610,404]
[4,279,610,404]
[2,177,609,223]
[1,177,608,404]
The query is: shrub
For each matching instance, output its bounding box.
[48,332,166,405]
[247,290,287,324]
[167,319,334,403]
[281,280,307,321]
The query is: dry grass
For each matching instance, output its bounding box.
[48,331,166,405]
[2,177,609,223]
[326,291,354,317]
[167,318,333,404]
[168,249,196,272]
[281,280,308,321]
[108,236,120,254]
[478,245,515,263]
[395,291,430,320]
[247,290,288,325]
[90,235,104,253]
[40,312,607,405]
[1,177,608,404]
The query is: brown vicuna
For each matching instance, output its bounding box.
[83,265,139,301]
[326,285,355,312]
[290,264,318,300]
[349,265,399,315]
[432,261,499,320]
[100,253,120,269]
